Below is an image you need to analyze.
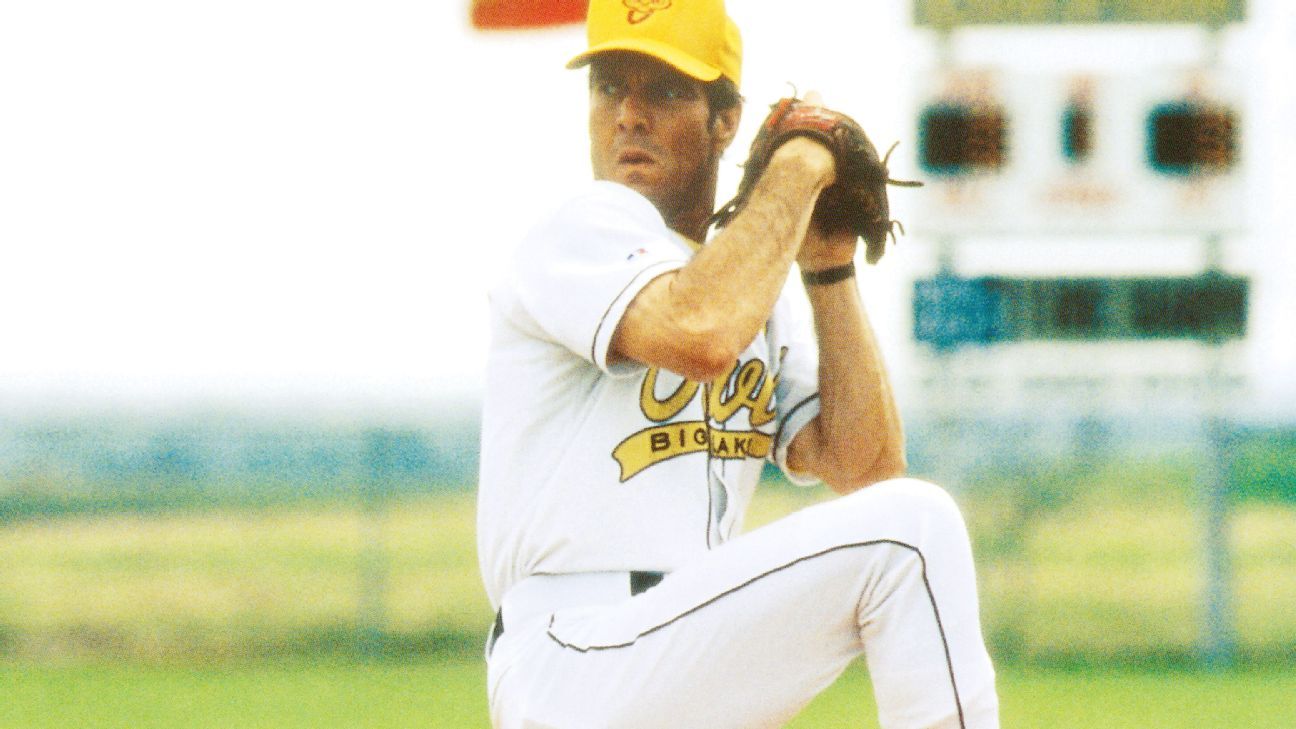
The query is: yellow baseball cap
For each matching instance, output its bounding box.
[566,0,742,87]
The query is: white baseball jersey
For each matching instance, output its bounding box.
[477,180,822,609]
[477,181,1000,729]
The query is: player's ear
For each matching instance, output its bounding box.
[710,100,742,154]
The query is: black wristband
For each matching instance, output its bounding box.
[801,262,856,286]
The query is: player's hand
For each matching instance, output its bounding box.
[794,91,857,273]
[797,223,858,273]
[779,90,837,186]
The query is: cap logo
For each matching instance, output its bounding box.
[623,0,671,25]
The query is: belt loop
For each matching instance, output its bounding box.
[630,570,665,595]
[485,609,504,658]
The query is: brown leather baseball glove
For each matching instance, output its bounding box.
[710,97,922,264]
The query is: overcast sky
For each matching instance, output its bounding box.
[2,1,1292,416]
[0,0,918,413]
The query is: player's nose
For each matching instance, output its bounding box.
[615,92,652,132]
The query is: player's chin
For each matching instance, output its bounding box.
[616,170,665,201]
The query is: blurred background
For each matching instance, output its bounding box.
[1,0,1293,727]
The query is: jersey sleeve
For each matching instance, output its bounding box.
[767,282,822,486]
[511,182,689,374]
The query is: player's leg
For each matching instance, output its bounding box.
[488,478,998,729]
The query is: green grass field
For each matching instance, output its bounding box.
[2,658,1294,728]
[2,485,1291,663]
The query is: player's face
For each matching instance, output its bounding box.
[588,53,736,222]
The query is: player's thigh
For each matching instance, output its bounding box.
[500,480,959,728]
[510,552,872,729]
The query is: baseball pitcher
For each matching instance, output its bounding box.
[477,1,1000,726]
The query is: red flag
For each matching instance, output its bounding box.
[471,0,587,30]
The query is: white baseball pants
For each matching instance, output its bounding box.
[486,478,999,729]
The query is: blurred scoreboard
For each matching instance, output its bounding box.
[912,274,1248,349]
[910,68,1246,236]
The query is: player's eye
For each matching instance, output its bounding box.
[595,79,625,98]
[652,82,692,103]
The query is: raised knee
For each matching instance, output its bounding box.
[885,477,959,511]
[841,477,966,532]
